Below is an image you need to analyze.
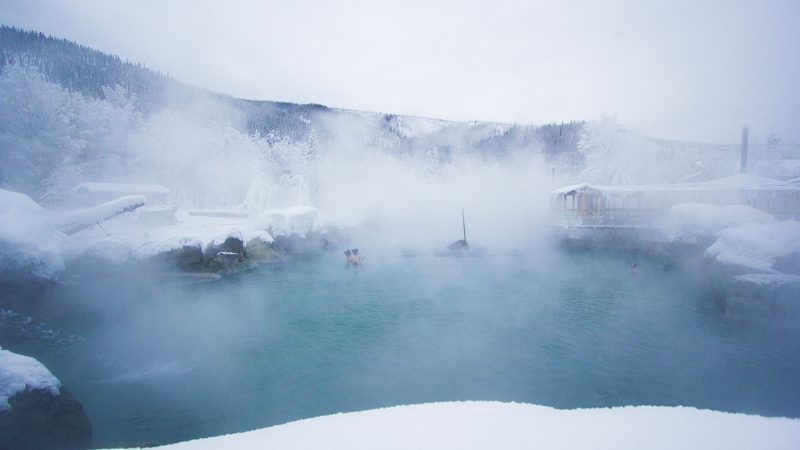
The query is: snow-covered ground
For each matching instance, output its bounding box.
[0,346,61,411]
[107,401,800,450]
[70,205,323,263]
[0,186,332,277]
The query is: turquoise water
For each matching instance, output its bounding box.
[2,247,800,447]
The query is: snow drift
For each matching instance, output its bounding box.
[668,203,777,243]
[0,188,67,279]
[108,401,800,450]
[707,220,800,273]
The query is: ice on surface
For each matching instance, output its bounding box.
[0,188,67,279]
[0,346,61,411]
[106,401,800,450]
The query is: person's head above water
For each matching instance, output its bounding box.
[345,250,352,256]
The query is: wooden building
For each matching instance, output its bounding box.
[551,174,800,231]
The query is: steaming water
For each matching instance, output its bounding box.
[3,248,800,447]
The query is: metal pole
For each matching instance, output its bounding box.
[741,125,749,174]
[462,207,466,242]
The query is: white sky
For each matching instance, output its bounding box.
[2,0,799,143]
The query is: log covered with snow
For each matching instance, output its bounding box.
[51,195,146,235]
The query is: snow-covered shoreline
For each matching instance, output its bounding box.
[106,401,800,450]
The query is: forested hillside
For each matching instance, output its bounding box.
[4,25,784,210]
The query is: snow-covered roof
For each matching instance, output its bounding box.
[698,174,793,188]
[76,182,170,194]
[552,174,800,196]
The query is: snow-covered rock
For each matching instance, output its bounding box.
[0,346,92,449]
[257,206,318,237]
[0,188,67,280]
[668,203,777,244]
[245,234,286,262]
[0,346,60,411]
[107,401,800,450]
[707,220,800,273]
[136,237,205,271]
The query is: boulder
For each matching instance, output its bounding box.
[0,347,92,450]
[204,236,245,260]
[273,231,330,255]
[207,251,252,274]
[150,242,205,271]
[245,236,287,262]
[136,238,205,272]
[0,387,92,450]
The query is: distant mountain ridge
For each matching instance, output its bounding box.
[0,25,584,162]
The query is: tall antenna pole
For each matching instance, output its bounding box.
[462,207,467,242]
[740,125,749,174]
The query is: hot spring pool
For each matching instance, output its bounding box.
[2,247,800,447]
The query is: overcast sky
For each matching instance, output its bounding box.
[2,0,799,143]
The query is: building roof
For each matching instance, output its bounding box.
[552,174,800,196]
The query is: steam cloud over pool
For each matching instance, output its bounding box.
[3,248,799,447]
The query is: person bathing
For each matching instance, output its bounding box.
[344,249,364,267]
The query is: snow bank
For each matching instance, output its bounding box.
[69,236,135,265]
[707,220,800,273]
[136,237,204,259]
[734,273,800,286]
[108,401,800,450]
[0,188,67,279]
[256,206,318,236]
[668,203,777,243]
[0,346,61,411]
[205,227,274,247]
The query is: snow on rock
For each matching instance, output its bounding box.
[0,188,67,279]
[668,203,777,243]
[107,401,800,450]
[257,206,318,236]
[707,220,800,273]
[136,237,204,259]
[0,346,60,411]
